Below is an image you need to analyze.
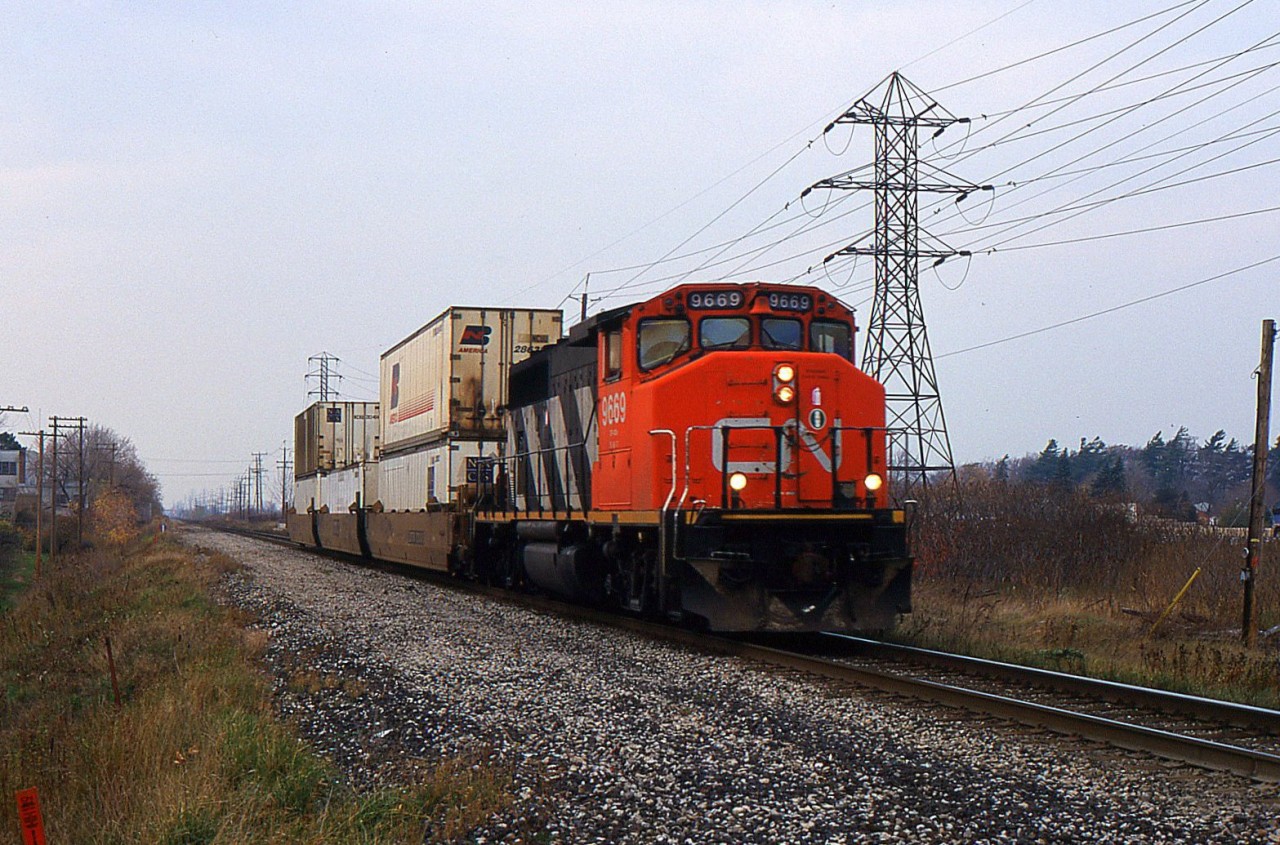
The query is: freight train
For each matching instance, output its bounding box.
[287,282,912,633]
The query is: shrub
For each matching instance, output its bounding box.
[90,489,139,547]
[0,518,21,569]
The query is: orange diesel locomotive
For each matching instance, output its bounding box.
[468,281,911,632]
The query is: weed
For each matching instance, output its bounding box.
[0,533,514,842]
[901,478,1280,706]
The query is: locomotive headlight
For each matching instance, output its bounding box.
[729,472,749,492]
[864,473,884,492]
[773,363,797,404]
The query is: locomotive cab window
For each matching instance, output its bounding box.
[638,318,691,370]
[604,329,623,381]
[810,320,853,361]
[761,317,802,350]
[699,317,751,350]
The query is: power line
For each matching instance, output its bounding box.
[551,4,1189,305]
[985,202,1280,252]
[975,150,1280,252]
[974,40,1280,119]
[956,34,1280,241]
[938,252,1280,360]
[933,0,1203,93]
[597,3,1264,304]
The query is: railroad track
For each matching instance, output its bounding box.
[206,522,1280,783]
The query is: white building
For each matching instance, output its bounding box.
[0,448,26,516]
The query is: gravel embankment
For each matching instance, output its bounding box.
[187,526,1280,844]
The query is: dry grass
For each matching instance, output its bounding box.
[0,533,513,843]
[902,479,1280,707]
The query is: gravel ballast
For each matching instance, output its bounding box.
[188,526,1280,844]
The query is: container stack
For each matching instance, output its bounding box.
[376,307,562,511]
[293,401,381,512]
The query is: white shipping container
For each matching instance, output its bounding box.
[376,440,497,510]
[294,401,381,476]
[379,308,562,453]
[293,463,379,512]
[294,474,317,510]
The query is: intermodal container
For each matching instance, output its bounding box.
[294,401,381,477]
[375,440,496,510]
[379,308,562,454]
[293,461,379,512]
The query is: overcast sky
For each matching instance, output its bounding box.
[4,1,1277,507]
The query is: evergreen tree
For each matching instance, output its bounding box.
[1269,435,1280,491]
[1075,436,1108,480]
[1164,426,1196,490]
[0,432,18,450]
[1026,439,1061,484]
[1053,451,1074,488]
[994,455,1010,484]
[1090,454,1127,498]
[1197,429,1249,505]
[1141,431,1166,480]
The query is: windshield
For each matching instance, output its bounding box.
[638,318,691,370]
[700,317,751,350]
[810,320,853,361]
[761,318,802,350]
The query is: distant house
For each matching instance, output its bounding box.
[0,448,26,517]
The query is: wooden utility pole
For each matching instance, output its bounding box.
[97,442,118,488]
[1243,318,1275,647]
[278,442,292,521]
[76,418,86,547]
[48,416,87,557]
[50,418,59,561]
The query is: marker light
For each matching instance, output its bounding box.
[729,472,749,492]
[775,364,795,383]
[775,384,796,404]
[864,473,884,492]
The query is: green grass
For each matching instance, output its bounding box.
[0,549,35,612]
[1,535,514,843]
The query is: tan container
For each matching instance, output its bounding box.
[379,308,562,453]
[293,402,381,477]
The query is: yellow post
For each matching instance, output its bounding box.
[1147,567,1202,639]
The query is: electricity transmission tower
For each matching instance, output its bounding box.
[307,352,342,402]
[811,72,987,495]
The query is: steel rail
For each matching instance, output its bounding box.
[205,523,1280,783]
[824,634,1280,735]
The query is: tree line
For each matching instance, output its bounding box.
[979,428,1280,524]
[1,423,161,531]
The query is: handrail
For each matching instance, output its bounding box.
[649,429,677,612]
[475,441,590,517]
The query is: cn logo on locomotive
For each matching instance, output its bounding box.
[709,416,844,473]
[599,392,627,427]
